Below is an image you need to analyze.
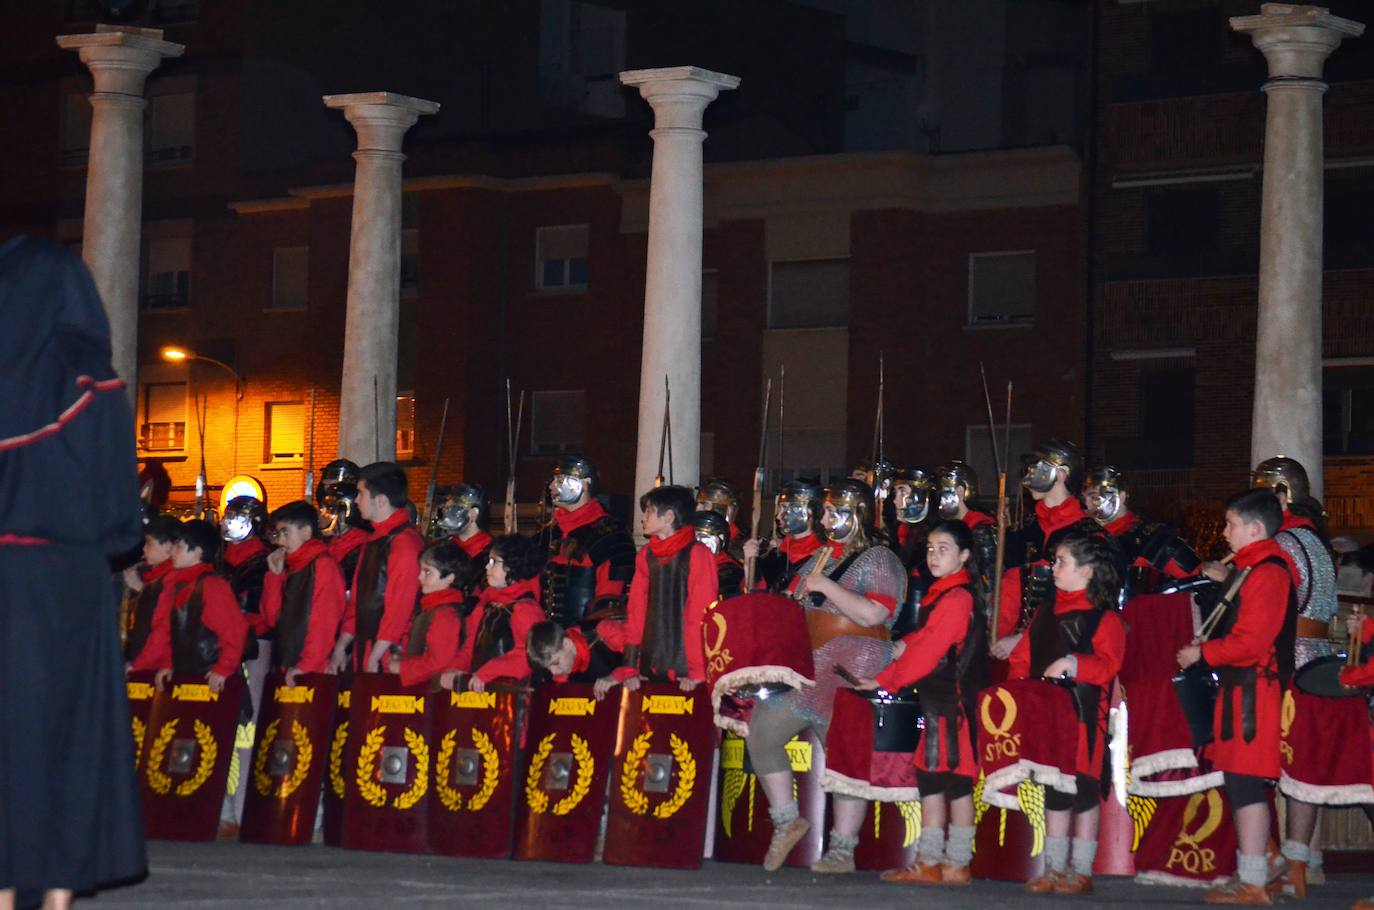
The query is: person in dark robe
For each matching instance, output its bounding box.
[0,237,147,909]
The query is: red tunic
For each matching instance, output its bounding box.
[392,588,464,687]
[257,538,346,673]
[125,560,174,666]
[622,526,719,681]
[875,570,977,774]
[451,576,545,683]
[549,500,627,605]
[341,508,425,644]
[131,562,249,677]
[1008,586,1125,777]
[1200,537,1290,779]
[995,497,1088,639]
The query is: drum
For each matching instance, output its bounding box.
[703,592,815,736]
[1295,654,1365,698]
[823,688,921,803]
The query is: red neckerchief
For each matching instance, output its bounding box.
[648,525,694,558]
[729,524,743,544]
[780,533,823,564]
[897,523,912,547]
[922,568,972,606]
[142,560,174,585]
[285,537,328,572]
[170,562,215,609]
[1281,512,1315,532]
[1036,497,1086,538]
[554,499,607,535]
[455,530,493,558]
[1052,585,1095,616]
[1233,537,1285,569]
[368,508,412,541]
[224,537,267,567]
[1104,512,1141,537]
[568,627,591,675]
[715,549,741,569]
[329,526,368,558]
[477,575,540,610]
[963,510,994,529]
[420,588,467,611]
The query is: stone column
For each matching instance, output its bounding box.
[57,25,184,401]
[1231,4,1363,499]
[323,92,438,463]
[620,66,739,517]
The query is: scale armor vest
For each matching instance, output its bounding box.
[171,576,220,676]
[542,514,635,627]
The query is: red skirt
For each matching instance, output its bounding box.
[913,714,976,776]
[1206,676,1280,779]
[1278,689,1374,804]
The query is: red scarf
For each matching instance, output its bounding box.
[780,533,828,563]
[477,575,540,610]
[1234,536,1285,570]
[922,568,972,606]
[142,560,174,585]
[285,537,328,572]
[329,526,368,559]
[420,587,467,611]
[1281,512,1315,532]
[1052,585,1095,615]
[368,508,412,541]
[554,499,607,535]
[962,510,995,530]
[224,536,267,567]
[169,562,215,608]
[455,529,493,558]
[1104,512,1141,537]
[648,525,694,558]
[568,627,591,675]
[1036,496,1086,538]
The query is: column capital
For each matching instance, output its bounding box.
[323,92,440,152]
[619,66,739,131]
[1230,4,1364,79]
[57,25,184,96]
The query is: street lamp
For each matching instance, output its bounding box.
[161,344,245,519]
[160,345,244,400]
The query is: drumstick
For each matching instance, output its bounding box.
[794,548,832,602]
[1197,566,1253,641]
[833,664,863,687]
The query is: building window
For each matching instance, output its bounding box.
[146,92,195,166]
[265,401,305,464]
[1324,367,1374,456]
[536,225,589,290]
[968,251,1035,326]
[529,390,586,456]
[141,382,186,451]
[702,269,719,340]
[965,424,1034,493]
[769,259,850,329]
[1147,188,1220,257]
[60,93,91,166]
[1325,178,1374,269]
[1104,367,1196,468]
[143,237,191,310]
[270,247,308,311]
[396,393,416,459]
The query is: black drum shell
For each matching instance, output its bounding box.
[855,687,922,753]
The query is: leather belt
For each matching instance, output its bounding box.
[1296,617,1330,640]
[805,610,889,650]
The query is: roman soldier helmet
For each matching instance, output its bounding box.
[1251,456,1310,505]
[893,467,934,524]
[689,509,731,555]
[221,494,266,543]
[1082,465,1128,525]
[319,458,360,489]
[935,461,979,517]
[550,454,596,504]
[822,478,873,542]
[1022,438,1083,494]
[433,483,487,535]
[696,479,740,517]
[775,479,823,536]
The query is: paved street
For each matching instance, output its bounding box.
[90,842,1372,909]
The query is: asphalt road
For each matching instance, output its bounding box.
[86,842,1372,909]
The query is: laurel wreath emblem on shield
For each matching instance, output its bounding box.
[392,728,429,810]
[177,720,218,797]
[436,729,501,813]
[131,717,146,768]
[328,722,348,799]
[619,732,697,819]
[252,719,313,799]
[355,726,388,807]
[524,732,594,816]
[146,720,178,795]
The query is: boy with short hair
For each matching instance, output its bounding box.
[526,621,623,683]
[329,462,425,673]
[131,519,249,694]
[1176,489,1295,906]
[257,501,346,686]
[595,485,718,699]
[122,515,182,667]
[386,541,466,687]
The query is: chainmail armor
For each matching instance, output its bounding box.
[1277,526,1337,668]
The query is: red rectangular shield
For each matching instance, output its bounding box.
[321,683,350,846]
[126,670,158,770]
[138,673,245,841]
[340,673,433,854]
[428,687,528,858]
[239,672,339,846]
[711,729,825,867]
[603,684,717,869]
[512,682,623,863]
